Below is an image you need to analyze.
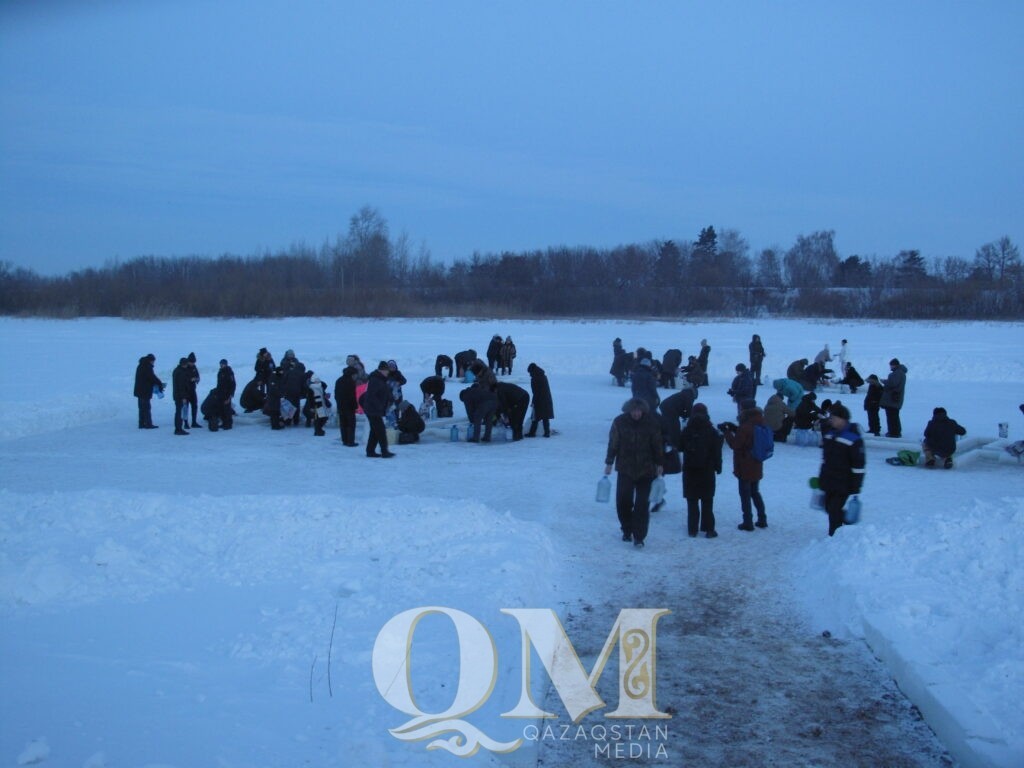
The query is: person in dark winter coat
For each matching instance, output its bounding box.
[496,381,530,440]
[787,358,808,382]
[660,349,682,389]
[419,375,446,411]
[459,379,498,442]
[604,397,664,548]
[385,360,407,423]
[923,407,967,468]
[200,388,225,431]
[171,357,193,435]
[486,335,503,372]
[254,348,275,392]
[499,336,517,375]
[794,392,821,429]
[281,352,307,426]
[215,359,236,429]
[863,374,883,436]
[659,388,696,448]
[749,335,766,385]
[722,405,769,530]
[454,349,477,379]
[838,363,865,394]
[697,339,711,386]
[630,358,660,413]
[133,354,163,429]
[880,358,908,438]
[361,361,395,457]
[801,361,829,392]
[728,364,756,414]
[678,402,723,538]
[435,354,454,378]
[185,352,201,428]
[264,367,285,430]
[334,363,360,446]
[610,338,631,387]
[818,402,866,536]
[525,363,554,437]
[681,356,703,389]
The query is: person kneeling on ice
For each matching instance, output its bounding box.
[922,407,966,469]
[818,403,866,537]
[604,397,664,548]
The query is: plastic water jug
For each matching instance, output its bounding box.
[504,426,514,442]
[429,404,437,420]
[649,477,666,508]
[450,424,460,442]
[844,495,861,524]
[153,385,164,399]
[596,476,611,503]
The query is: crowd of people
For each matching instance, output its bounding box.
[603,334,966,546]
[133,334,553,459]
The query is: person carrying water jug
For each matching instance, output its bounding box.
[603,397,664,549]
[817,402,866,537]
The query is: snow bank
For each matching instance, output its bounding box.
[792,498,1024,768]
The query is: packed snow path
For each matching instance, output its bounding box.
[535,505,952,767]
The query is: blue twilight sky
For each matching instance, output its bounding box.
[1,0,1021,275]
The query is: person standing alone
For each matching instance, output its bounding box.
[817,402,865,536]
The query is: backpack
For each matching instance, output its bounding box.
[751,424,775,462]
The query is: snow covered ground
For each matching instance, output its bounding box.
[0,316,1021,767]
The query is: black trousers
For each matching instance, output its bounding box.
[685,495,715,536]
[366,415,389,455]
[527,417,550,436]
[616,474,653,543]
[824,490,849,536]
[884,407,902,436]
[137,396,153,428]
[339,408,357,445]
[866,406,881,435]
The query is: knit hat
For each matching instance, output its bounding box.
[831,403,851,420]
[691,403,708,416]
[187,352,196,363]
[736,363,746,372]
[933,407,947,417]
[889,358,900,366]
[219,359,228,365]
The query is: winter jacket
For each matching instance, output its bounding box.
[924,414,966,458]
[283,360,307,400]
[308,375,330,419]
[801,362,825,391]
[527,364,554,420]
[419,375,446,402]
[659,389,696,446]
[499,339,517,369]
[605,400,663,480]
[863,381,883,411]
[216,366,236,400]
[172,363,192,402]
[387,368,407,406]
[679,413,723,499]
[773,378,803,407]
[486,336,503,366]
[818,423,866,495]
[496,382,530,417]
[763,394,794,432]
[630,364,660,412]
[724,407,766,482]
[787,359,808,381]
[880,364,908,410]
[814,346,832,365]
[360,371,392,418]
[794,395,821,429]
[729,370,755,404]
[454,349,477,376]
[749,339,765,367]
[459,381,498,424]
[264,374,284,415]
[134,357,163,398]
[335,366,359,411]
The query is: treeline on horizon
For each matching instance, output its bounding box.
[1,206,1021,320]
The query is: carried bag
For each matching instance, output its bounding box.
[649,476,666,508]
[279,398,297,421]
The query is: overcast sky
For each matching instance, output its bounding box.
[1,1,1021,275]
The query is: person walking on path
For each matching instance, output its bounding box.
[722,404,769,531]
[678,403,723,538]
[604,397,664,548]
[749,335,766,385]
[818,402,866,536]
